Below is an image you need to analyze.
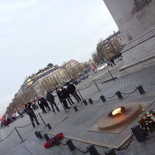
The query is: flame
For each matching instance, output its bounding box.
[112,108,122,116]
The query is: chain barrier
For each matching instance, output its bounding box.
[60,141,67,146]
[76,101,84,107]
[120,88,137,95]
[0,128,15,143]
[94,72,109,81]
[114,133,134,151]
[91,98,101,103]
[75,146,89,154]
[78,81,94,91]
[16,123,32,128]
[38,126,47,133]
[104,93,117,99]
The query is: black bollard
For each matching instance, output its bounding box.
[35,131,39,138]
[44,134,50,141]
[73,106,78,112]
[37,131,43,139]
[87,145,99,155]
[53,136,60,145]
[88,98,93,104]
[100,95,106,102]
[46,123,52,130]
[66,139,76,151]
[137,85,145,94]
[104,148,116,155]
[83,100,88,105]
[116,91,123,99]
[131,125,146,142]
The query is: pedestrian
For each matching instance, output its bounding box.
[25,102,40,128]
[56,88,70,110]
[66,82,81,102]
[32,100,38,110]
[46,91,60,113]
[2,116,9,127]
[37,96,47,113]
[110,59,116,67]
[61,87,74,105]
[40,97,51,111]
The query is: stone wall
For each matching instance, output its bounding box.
[103,0,155,72]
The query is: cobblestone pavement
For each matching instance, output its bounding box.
[1,63,155,155]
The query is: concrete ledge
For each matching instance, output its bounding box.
[119,55,155,72]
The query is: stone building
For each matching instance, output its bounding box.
[20,60,81,98]
[103,0,155,72]
[97,31,125,61]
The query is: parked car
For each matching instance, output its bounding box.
[97,63,108,71]
[80,74,88,80]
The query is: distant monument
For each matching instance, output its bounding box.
[103,0,155,73]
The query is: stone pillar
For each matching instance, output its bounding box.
[103,0,155,73]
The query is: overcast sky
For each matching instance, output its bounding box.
[0,0,118,116]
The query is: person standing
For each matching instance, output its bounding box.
[66,82,81,102]
[37,96,47,113]
[40,97,51,111]
[25,102,40,128]
[46,91,60,113]
[60,88,71,110]
[61,87,74,105]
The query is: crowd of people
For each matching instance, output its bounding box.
[24,82,81,128]
[0,82,82,128]
[56,82,81,110]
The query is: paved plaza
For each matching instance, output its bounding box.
[1,61,155,155]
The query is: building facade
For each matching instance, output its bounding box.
[103,0,155,71]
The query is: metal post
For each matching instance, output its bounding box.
[100,95,106,102]
[35,131,39,138]
[66,139,76,151]
[93,80,100,91]
[137,85,145,94]
[15,127,25,143]
[87,145,99,155]
[88,98,93,104]
[35,131,43,139]
[44,134,50,141]
[116,91,123,99]
[46,123,52,130]
[37,132,43,139]
[53,136,60,145]
[83,100,88,105]
[38,113,46,126]
[131,125,146,142]
[73,106,78,112]
[107,68,115,81]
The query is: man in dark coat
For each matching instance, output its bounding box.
[46,91,60,113]
[40,97,51,111]
[37,96,47,113]
[25,102,40,128]
[60,87,71,109]
[61,87,74,105]
[66,82,81,102]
